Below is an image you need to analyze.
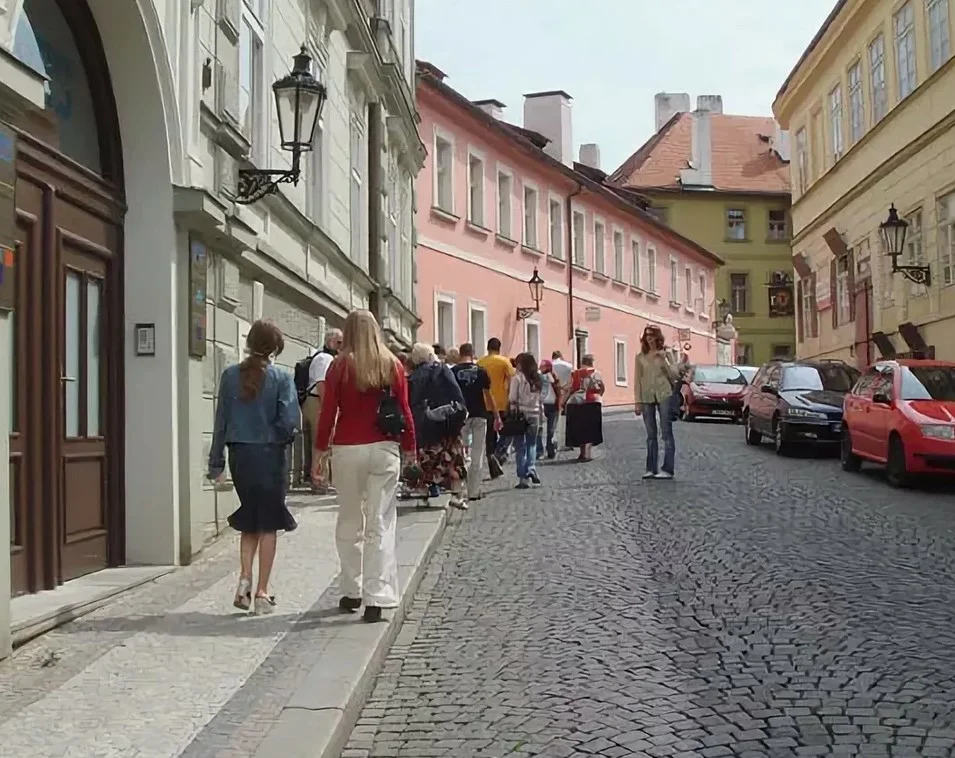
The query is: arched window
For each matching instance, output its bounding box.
[12,0,103,173]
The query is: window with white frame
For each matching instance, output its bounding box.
[434,131,454,212]
[669,259,679,303]
[730,273,749,313]
[697,271,706,311]
[938,193,955,285]
[848,60,864,144]
[497,169,513,238]
[613,230,624,280]
[549,198,562,258]
[523,183,539,248]
[349,112,365,263]
[387,162,399,291]
[768,210,788,241]
[524,320,540,359]
[795,128,808,194]
[614,339,627,386]
[895,2,917,99]
[906,209,927,296]
[631,239,641,287]
[836,255,851,325]
[647,247,657,292]
[399,184,411,300]
[593,219,606,274]
[829,84,844,162]
[239,0,265,158]
[306,53,327,226]
[467,152,486,226]
[726,209,746,240]
[869,34,888,123]
[468,303,487,354]
[436,297,454,347]
[572,210,585,266]
[684,265,692,306]
[927,0,951,73]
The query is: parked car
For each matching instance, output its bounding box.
[842,359,955,487]
[743,359,860,455]
[681,365,749,421]
[736,366,759,384]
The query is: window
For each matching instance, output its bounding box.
[927,0,951,73]
[736,343,754,365]
[939,193,955,285]
[349,113,364,263]
[697,271,707,312]
[797,275,819,341]
[572,210,585,265]
[467,152,485,226]
[669,259,679,303]
[306,54,326,226]
[907,210,927,295]
[436,297,454,347]
[795,128,809,194]
[836,255,852,325]
[468,303,487,355]
[524,320,540,359]
[387,163,398,291]
[497,169,512,238]
[768,210,788,241]
[829,84,844,162]
[399,185,411,300]
[726,209,746,240]
[614,339,627,386]
[433,131,454,212]
[895,2,917,99]
[684,266,692,306]
[605,229,622,280]
[523,183,539,248]
[782,364,859,393]
[848,60,864,144]
[772,345,794,359]
[549,198,563,258]
[631,239,642,288]
[869,34,888,123]
[730,273,748,313]
[239,0,265,158]
[593,219,606,274]
[646,247,657,292]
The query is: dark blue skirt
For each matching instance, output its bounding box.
[227,443,297,534]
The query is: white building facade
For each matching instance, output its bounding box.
[0,0,423,657]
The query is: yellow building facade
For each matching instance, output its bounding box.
[774,0,955,366]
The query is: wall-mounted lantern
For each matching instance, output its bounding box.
[716,298,732,324]
[880,203,930,286]
[516,268,545,320]
[233,46,326,205]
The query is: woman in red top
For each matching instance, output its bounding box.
[312,309,415,623]
[565,354,605,462]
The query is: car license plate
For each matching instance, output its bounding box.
[712,410,735,416]
[831,422,842,432]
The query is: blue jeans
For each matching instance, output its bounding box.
[537,403,559,458]
[642,402,675,474]
[514,421,539,480]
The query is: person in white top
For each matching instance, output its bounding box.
[550,351,574,449]
[508,353,544,489]
[302,328,343,490]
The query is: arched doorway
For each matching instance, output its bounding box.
[8,0,124,595]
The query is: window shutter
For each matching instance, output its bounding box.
[830,258,838,329]
[847,252,856,321]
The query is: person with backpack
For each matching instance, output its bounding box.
[311,310,414,623]
[295,328,342,491]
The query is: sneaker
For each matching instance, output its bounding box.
[516,479,530,490]
[449,495,468,510]
[338,596,362,613]
[529,471,541,485]
[642,471,656,479]
[654,471,674,479]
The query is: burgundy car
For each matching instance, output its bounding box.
[681,365,749,422]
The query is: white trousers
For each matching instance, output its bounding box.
[460,417,487,499]
[331,441,401,607]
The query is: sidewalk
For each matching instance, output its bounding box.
[0,493,449,758]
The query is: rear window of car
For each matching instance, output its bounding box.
[900,366,955,401]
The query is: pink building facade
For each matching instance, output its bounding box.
[414,63,728,406]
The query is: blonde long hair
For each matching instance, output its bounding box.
[340,309,398,391]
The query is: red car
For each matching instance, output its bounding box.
[842,359,955,486]
[680,365,749,422]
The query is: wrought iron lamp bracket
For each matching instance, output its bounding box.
[890,256,931,286]
[515,306,538,321]
[231,168,300,205]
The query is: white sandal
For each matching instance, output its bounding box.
[233,578,252,611]
[253,594,276,615]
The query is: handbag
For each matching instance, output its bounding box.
[499,409,530,437]
[420,364,467,434]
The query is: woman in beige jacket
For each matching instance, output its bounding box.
[633,325,681,479]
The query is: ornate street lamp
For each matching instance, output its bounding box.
[716,298,732,324]
[880,203,930,285]
[233,46,327,204]
[516,268,545,320]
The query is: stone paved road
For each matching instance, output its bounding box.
[343,412,955,758]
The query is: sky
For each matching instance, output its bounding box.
[414,0,835,171]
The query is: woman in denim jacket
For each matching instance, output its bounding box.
[208,320,299,614]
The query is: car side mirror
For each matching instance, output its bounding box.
[760,384,778,395]
[872,391,892,405]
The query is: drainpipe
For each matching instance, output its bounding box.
[367,101,384,322]
[565,183,583,342]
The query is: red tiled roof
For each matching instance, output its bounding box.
[609,113,791,195]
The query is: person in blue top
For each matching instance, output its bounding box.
[208,320,299,615]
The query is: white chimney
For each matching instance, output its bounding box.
[679,111,713,188]
[473,98,505,120]
[523,90,573,166]
[696,95,723,114]
[654,92,690,132]
[772,120,791,162]
[579,143,600,170]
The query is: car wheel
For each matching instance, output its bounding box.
[886,434,909,488]
[840,427,862,472]
[773,416,792,456]
[744,413,762,445]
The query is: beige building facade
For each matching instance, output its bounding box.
[773,0,955,367]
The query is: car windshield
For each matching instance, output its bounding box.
[693,366,747,385]
[738,367,758,384]
[900,366,955,401]
[781,364,859,392]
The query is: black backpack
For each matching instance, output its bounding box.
[376,385,407,438]
[294,352,319,404]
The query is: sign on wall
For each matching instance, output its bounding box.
[189,237,208,358]
[0,126,16,312]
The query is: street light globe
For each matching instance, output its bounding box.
[879,203,908,258]
[273,46,327,154]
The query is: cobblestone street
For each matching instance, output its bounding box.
[344,411,955,758]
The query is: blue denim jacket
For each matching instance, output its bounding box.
[207,363,299,477]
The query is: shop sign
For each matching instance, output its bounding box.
[189,237,208,357]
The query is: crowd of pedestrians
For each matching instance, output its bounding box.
[207,311,687,622]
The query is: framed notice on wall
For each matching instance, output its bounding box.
[189,237,208,357]
[0,125,17,312]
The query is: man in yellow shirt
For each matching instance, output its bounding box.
[478,337,514,478]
